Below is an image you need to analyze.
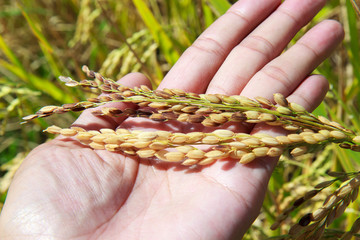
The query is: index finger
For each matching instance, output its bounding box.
[158,0,281,93]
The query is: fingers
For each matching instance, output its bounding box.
[207,0,326,95]
[158,0,281,93]
[240,20,344,100]
[72,73,151,130]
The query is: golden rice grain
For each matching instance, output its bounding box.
[353,136,360,144]
[136,148,156,158]
[155,150,168,161]
[318,115,331,125]
[91,135,107,143]
[176,145,194,153]
[177,113,189,122]
[148,102,169,109]
[330,130,347,139]
[273,93,288,107]
[182,159,199,165]
[204,150,226,159]
[319,130,331,138]
[303,135,318,144]
[201,118,219,127]
[228,141,247,149]
[276,136,292,145]
[116,129,130,134]
[105,144,121,152]
[140,85,151,92]
[212,129,234,138]
[290,146,307,157]
[196,107,213,115]
[276,106,293,115]
[170,133,188,144]
[164,152,185,162]
[150,113,166,122]
[104,136,124,144]
[76,132,95,141]
[259,113,277,122]
[201,94,221,103]
[198,158,216,165]
[241,138,261,147]
[156,131,172,140]
[149,141,168,150]
[181,106,199,113]
[237,97,259,107]
[261,137,280,146]
[299,131,313,137]
[287,134,303,143]
[44,125,62,134]
[22,114,39,121]
[120,142,134,148]
[222,96,238,104]
[255,96,273,107]
[253,147,269,157]
[239,153,256,164]
[313,133,327,142]
[229,149,247,159]
[283,125,300,131]
[330,121,346,130]
[59,128,77,137]
[186,149,205,159]
[88,130,100,136]
[244,111,260,119]
[186,132,205,143]
[171,104,185,111]
[138,131,158,141]
[133,141,151,149]
[38,105,58,114]
[89,142,106,150]
[289,102,306,112]
[202,135,220,144]
[170,88,186,96]
[209,114,227,124]
[267,147,283,157]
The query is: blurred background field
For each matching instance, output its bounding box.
[1,0,360,238]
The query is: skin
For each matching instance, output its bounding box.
[0,0,344,239]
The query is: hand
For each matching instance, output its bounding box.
[0,0,343,239]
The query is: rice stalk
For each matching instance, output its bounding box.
[19,67,360,169]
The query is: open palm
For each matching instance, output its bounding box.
[0,0,344,239]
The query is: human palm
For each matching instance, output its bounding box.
[0,0,344,239]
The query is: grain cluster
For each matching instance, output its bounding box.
[271,171,360,239]
[24,66,360,166]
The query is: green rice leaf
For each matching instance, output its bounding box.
[17,2,53,53]
[132,0,180,65]
[0,59,71,103]
[206,0,231,16]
